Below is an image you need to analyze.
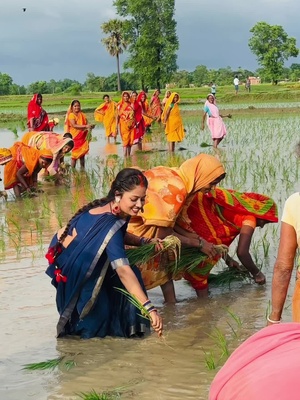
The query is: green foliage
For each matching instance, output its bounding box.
[101,19,128,91]
[114,0,178,89]
[249,21,299,84]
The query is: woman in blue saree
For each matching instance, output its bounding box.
[46,168,163,339]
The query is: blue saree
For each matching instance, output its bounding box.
[46,211,149,339]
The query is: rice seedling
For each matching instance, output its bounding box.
[208,327,230,360]
[22,356,76,371]
[114,288,152,321]
[202,349,217,370]
[208,267,251,287]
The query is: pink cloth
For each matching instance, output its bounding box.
[205,100,226,139]
[209,323,300,400]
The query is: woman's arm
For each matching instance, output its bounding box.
[201,112,207,130]
[116,265,163,336]
[16,165,30,190]
[163,106,172,124]
[268,222,297,323]
[69,117,93,130]
[236,224,264,281]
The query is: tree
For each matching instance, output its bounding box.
[101,19,127,92]
[0,72,13,95]
[249,22,299,84]
[114,0,178,89]
[192,65,209,87]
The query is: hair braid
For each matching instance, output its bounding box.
[58,199,103,244]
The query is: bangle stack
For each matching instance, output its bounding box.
[267,315,281,324]
[140,237,151,246]
[142,299,157,314]
[198,236,203,252]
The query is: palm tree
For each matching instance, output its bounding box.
[101,19,127,92]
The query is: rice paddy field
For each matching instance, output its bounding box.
[0,97,299,400]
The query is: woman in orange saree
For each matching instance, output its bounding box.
[150,89,162,123]
[127,153,226,302]
[94,94,117,143]
[116,91,135,157]
[27,93,49,131]
[161,92,185,152]
[4,142,53,198]
[21,131,74,176]
[64,100,94,169]
[175,188,278,295]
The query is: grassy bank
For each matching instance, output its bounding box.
[1,82,300,127]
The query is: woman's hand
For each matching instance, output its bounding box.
[201,239,218,258]
[149,238,164,252]
[253,271,266,285]
[149,309,163,337]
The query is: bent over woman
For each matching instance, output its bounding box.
[45,168,163,339]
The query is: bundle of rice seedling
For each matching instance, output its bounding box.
[166,243,229,276]
[126,235,181,267]
[114,287,152,321]
[208,267,251,287]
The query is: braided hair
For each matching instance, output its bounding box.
[58,168,148,245]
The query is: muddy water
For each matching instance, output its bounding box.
[0,118,298,400]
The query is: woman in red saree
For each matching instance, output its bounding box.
[64,100,94,169]
[27,93,49,131]
[116,92,135,157]
[4,142,53,198]
[175,188,278,295]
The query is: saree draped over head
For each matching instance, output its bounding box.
[138,91,152,127]
[209,323,300,400]
[161,92,185,143]
[45,212,149,339]
[128,154,225,289]
[27,94,49,131]
[117,92,135,147]
[64,104,89,160]
[4,142,53,189]
[21,132,73,175]
[204,98,226,139]
[176,188,278,290]
[94,100,117,138]
[132,93,146,144]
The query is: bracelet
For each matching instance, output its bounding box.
[198,236,203,251]
[142,299,151,307]
[267,315,281,324]
[140,237,151,246]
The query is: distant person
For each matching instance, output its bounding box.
[48,118,60,131]
[245,77,251,93]
[27,93,49,131]
[201,94,232,148]
[94,95,117,144]
[162,90,171,108]
[64,100,94,169]
[210,82,217,98]
[233,75,239,95]
[161,92,185,153]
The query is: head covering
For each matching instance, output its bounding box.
[175,154,225,195]
[164,92,179,109]
[0,148,12,165]
[137,91,147,103]
[39,149,53,160]
[211,188,278,222]
[51,138,74,156]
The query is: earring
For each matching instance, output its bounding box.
[112,196,121,215]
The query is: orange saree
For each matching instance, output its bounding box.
[94,101,117,138]
[117,98,135,147]
[64,111,89,160]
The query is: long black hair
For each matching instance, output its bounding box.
[58,168,147,244]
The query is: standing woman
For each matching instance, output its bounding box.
[45,168,163,339]
[27,93,49,132]
[94,94,117,144]
[150,89,162,123]
[161,90,171,108]
[139,91,155,131]
[116,92,135,157]
[161,92,185,153]
[64,100,94,169]
[201,94,231,149]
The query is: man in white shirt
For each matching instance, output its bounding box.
[233,75,239,95]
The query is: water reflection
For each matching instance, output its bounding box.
[0,115,299,399]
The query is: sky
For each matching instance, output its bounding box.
[1,0,300,86]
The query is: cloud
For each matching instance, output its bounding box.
[1,0,300,85]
